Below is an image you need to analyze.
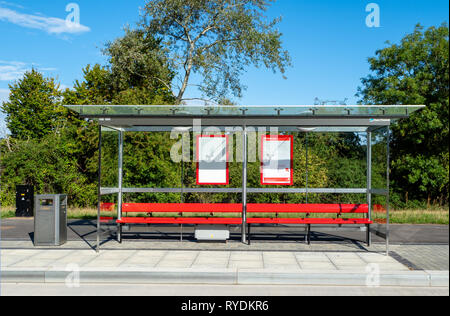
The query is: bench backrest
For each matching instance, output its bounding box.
[101,203,369,215]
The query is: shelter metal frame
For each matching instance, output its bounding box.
[65,105,424,255]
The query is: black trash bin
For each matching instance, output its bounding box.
[16,185,34,217]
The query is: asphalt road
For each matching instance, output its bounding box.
[1,218,448,245]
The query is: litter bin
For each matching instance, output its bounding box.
[34,195,67,246]
[16,185,34,217]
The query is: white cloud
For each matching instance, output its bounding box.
[0,61,58,82]
[0,61,27,81]
[0,1,24,9]
[0,6,90,35]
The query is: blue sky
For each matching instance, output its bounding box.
[0,0,448,135]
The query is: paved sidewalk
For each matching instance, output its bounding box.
[1,219,448,288]
[2,240,448,271]
[1,247,448,287]
[1,248,408,271]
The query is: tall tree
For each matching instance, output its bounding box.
[104,28,176,104]
[1,69,66,140]
[140,0,291,103]
[358,24,449,207]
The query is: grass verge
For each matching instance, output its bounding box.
[1,206,448,224]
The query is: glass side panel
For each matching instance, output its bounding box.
[372,195,388,242]
[372,126,389,191]
[371,126,389,243]
[101,129,119,188]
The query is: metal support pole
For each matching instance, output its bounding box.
[386,127,391,256]
[180,135,184,242]
[96,124,102,253]
[367,132,372,247]
[307,224,311,245]
[117,130,124,243]
[242,126,248,244]
[306,133,309,204]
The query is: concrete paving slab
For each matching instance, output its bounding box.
[297,262,337,270]
[264,252,296,259]
[357,253,399,264]
[12,259,57,268]
[157,260,195,268]
[194,257,229,265]
[294,253,330,262]
[196,251,230,259]
[263,264,301,271]
[30,250,75,260]
[230,252,262,261]
[82,260,123,268]
[119,263,159,269]
[163,251,199,260]
[228,260,264,269]
[122,257,162,266]
[51,257,98,267]
[193,263,229,269]
[326,252,361,260]
[2,257,32,267]
[378,264,411,272]
[330,259,367,266]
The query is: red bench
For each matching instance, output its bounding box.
[101,203,372,245]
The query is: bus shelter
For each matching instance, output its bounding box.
[65,104,424,254]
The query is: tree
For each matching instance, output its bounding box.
[0,127,97,207]
[1,69,66,140]
[140,0,291,103]
[358,24,449,207]
[104,28,176,105]
[63,64,113,105]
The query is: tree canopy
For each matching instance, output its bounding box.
[1,69,66,140]
[140,0,291,103]
[358,23,449,206]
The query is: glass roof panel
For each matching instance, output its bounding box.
[65,105,424,118]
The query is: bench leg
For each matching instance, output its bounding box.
[117,223,122,244]
[306,224,311,245]
[180,224,183,242]
[248,224,251,246]
[366,224,371,247]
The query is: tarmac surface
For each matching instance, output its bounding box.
[1,218,449,245]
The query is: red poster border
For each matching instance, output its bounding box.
[196,135,230,186]
[260,135,294,186]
